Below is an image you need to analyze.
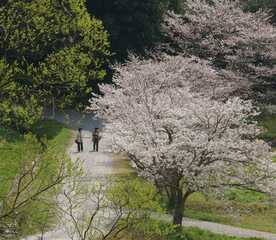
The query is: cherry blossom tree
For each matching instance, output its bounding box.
[92,56,276,225]
[162,0,276,100]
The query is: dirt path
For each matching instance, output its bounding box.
[24,110,276,240]
[24,111,116,240]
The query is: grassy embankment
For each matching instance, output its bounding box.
[112,153,136,177]
[0,120,72,237]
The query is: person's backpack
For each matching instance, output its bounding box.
[93,132,99,141]
[76,132,82,143]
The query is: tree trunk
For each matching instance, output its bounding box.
[172,189,192,226]
[167,188,176,210]
[173,188,184,226]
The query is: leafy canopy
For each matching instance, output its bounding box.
[0,0,110,131]
[86,0,168,58]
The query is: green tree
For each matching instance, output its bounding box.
[86,0,168,58]
[0,59,42,132]
[0,0,110,130]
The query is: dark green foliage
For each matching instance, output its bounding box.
[0,59,42,132]
[243,0,276,23]
[169,0,185,13]
[0,0,110,65]
[258,113,276,143]
[0,0,110,131]
[86,0,168,58]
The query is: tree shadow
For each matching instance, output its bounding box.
[43,109,105,132]
[32,119,66,141]
[0,127,22,143]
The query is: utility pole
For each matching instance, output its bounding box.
[52,96,55,119]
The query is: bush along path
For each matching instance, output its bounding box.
[24,111,276,240]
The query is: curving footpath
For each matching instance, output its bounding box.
[24,110,276,240]
[24,111,115,240]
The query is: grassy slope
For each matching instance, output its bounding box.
[184,114,276,233]
[112,153,136,177]
[0,120,72,237]
[124,220,264,240]
[169,226,263,240]
[185,192,276,234]
[258,114,276,143]
[32,119,72,153]
[0,120,72,194]
[258,114,276,160]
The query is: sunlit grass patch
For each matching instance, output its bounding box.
[112,152,136,176]
[0,120,72,237]
[185,191,276,234]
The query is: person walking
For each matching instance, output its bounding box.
[75,128,83,152]
[92,128,101,152]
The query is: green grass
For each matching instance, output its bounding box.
[223,189,268,203]
[0,120,72,194]
[0,120,72,237]
[32,119,72,152]
[184,191,276,234]
[124,219,264,240]
[112,153,136,177]
[258,114,276,142]
[0,128,25,196]
[159,185,276,233]
[258,114,276,160]
[168,227,263,240]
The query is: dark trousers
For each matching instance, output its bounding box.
[93,140,99,152]
[77,141,83,152]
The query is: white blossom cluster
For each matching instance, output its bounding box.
[93,55,276,195]
[162,0,276,98]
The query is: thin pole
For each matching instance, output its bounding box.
[52,96,55,119]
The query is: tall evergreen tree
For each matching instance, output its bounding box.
[86,0,168,58]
